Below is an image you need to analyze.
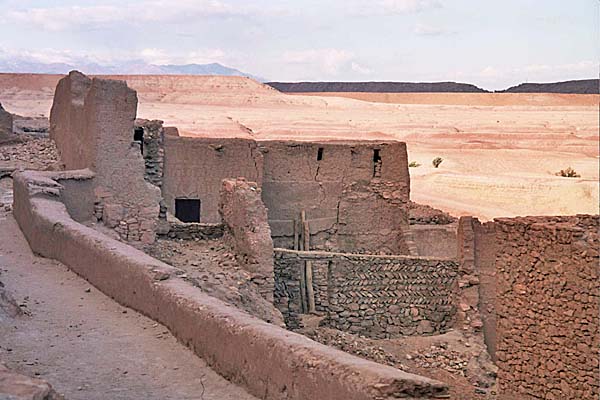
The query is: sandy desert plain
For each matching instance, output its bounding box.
[1,73,598,220]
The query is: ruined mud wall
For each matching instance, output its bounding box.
[13,169,450,400]
[274,249,457,338]
[219,178,274,302]
[493,216,599,400]
[410,224,457,258]
[135,119,164,188]
[261,141,410,255]
[0,102,14,143]
[49,71,161,243]
[162,134,263,223]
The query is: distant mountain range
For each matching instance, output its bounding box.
[267,79,599,94]
[0,59,596,94]
[500,79,599,94]
[266,81,487,93]
[0,60,264,81]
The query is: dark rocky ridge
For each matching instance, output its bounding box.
[266,81,488,93]
[500,79,599,94]
[267,79,599,94]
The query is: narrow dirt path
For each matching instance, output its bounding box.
[0,212,257,400]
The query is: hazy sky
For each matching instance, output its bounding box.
[0,0,598,89]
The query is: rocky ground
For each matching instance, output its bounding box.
[0,134,58,171]
[144,237,285,326]
[299,315,497,400]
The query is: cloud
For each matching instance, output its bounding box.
[468,61,598,90]
[283,49,355,75]
[351,0,442,16]
[138,48,227,65]
[413,23,454,36]
[351,62,373,75]
[4,1,291,31]
[0,46,231,68]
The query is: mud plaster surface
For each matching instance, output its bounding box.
[0,214,256,400]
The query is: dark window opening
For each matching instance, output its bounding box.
[373,149,382,177]
[133,127,144,154]
[317,147,324,161]
[175,198,201,223]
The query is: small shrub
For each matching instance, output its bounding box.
[432,157,443,168]
[555,167,580,178]
[409,161,421,168]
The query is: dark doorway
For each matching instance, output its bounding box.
[175,198,201,222]
[133,127,144,154]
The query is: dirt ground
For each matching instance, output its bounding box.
[0,212,257,400]
[1,73,597,220]
[143,237,285,326]
[298,315,497,400]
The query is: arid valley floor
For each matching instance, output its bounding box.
[1,73,598,219]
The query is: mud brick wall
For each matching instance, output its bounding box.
[410,224,457,258]
[261,140,410,255]
[162,134,263,223]
[274,249,458,338]
[0,102,14,143]
[494,216,599,400]
[219,178,275,302]
[159,221,224,240]
[49,71,161,243]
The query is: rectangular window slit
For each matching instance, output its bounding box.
[133,127,144,154]
[317,147,324,161]
[373,149,382,177]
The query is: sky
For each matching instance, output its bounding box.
[0,0,598,89]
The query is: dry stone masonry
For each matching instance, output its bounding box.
[274,249,458,338]
[493,216,599,400]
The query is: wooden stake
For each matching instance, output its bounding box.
[296,216,307,313]
[302,210,316,313]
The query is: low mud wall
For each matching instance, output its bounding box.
[275,249,458,338]
[409,224,457,258]
[13,170,449,400]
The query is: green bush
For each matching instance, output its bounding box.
[555,167,580,178]
[409,161,421,168]
[432,157,443,168]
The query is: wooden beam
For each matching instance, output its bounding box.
[302,210,316,313]
[296,216,307,313]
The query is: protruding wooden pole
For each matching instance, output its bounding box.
[301,210,316,313]
[296,216,307,313]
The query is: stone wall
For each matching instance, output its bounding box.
[261,140,411,255]
[135,119,164,188]
[274,249,458,338]
[13,169,450,400]
[219,178,274,302]
[49,71,161,243]
[162,134,263,223]
[493,216,599,400]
